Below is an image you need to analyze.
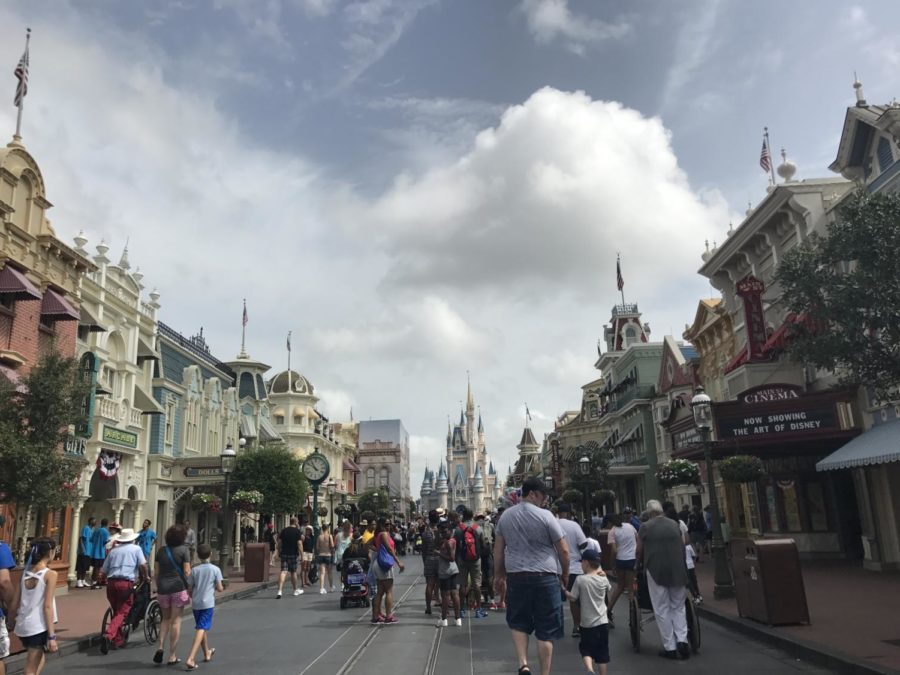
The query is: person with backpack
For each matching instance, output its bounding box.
[454,507,486,618]
[475,513,496,610]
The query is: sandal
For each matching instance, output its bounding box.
[167,658,182,666]
[185,664,199,672]
[518,667,532,675]
[153,649,164,664]
[204,648,216,663]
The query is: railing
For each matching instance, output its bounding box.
[129,408,143,427]
[610,444,645,466]
[96,396,119,420]
[609,385,655,413]
[140,302,155,319]
[610,303,639,317]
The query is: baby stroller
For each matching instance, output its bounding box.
[340,556,370,609]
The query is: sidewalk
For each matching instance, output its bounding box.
[4,566,277,665]
[694,556,900,674]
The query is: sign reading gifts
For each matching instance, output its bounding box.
[715,384,840,440]
[102,425,138,449]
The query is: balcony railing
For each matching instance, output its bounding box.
[608,385,655,413]
[129,408,143,427]
[96,396,120,420]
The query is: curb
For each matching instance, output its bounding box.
[3,578,279,675]
[697,604,900,675]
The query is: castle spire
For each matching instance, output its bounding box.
[466,371,475,411]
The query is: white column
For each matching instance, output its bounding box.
[66,497,89,587]
[131,500,146,529]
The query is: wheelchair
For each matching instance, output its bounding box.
[100,578,162,646]
[628,568,700,654]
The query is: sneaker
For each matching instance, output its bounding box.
[76,580,84,588]
[384,615,398,624]
[676,642,691,660]
[459,608,466,618]
[425,606,432,615]
[319,588,327,594]
[370,616,384,625]
[436,618,448,627]
[276,591,282,599]
[293,589,303,596]
[331,585,336,592]
[488,601,498,610]
[475,608,488,618]
[454,618,462,627]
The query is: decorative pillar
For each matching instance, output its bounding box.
[67,497,90,587]
[130,500,146,529]
[107,498,128,524]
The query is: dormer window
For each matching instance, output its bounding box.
[877,136,894,174]
[624,325,638,346]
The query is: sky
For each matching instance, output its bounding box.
[2,0,900,496]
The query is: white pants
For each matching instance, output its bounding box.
[646,570,687,651]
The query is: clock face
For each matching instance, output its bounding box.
[303,454,330,482]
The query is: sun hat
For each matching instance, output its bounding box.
[116,528,138,543]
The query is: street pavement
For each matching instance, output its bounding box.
[33,556,840,675]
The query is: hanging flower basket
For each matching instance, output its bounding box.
[560,488,583,505]
[591,489,616,508]
[718,455,764,483]
[231,489,263,513]
[656,459,701,489]
[317,506,328,517]
[191,493,222,513]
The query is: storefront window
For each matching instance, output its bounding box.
[779,480,802,531]
[763,482,781,532]
[805,481,828,531]
[741,483,761,533]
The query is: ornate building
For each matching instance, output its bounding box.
[420,380,501,513]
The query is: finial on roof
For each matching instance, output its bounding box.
[853,72,867,107]
[701,239,711,262]
[94,239,110,264]
[777,148,797,182]
[73,230,88,253]
[132,266,143,288]
[746,200,753,216]
[727,222,735,237]
[118,238,131,270]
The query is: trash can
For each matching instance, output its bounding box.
[730,538,809,625]
[243,543,271,583]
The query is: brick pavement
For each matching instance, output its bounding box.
[695,557,900,673]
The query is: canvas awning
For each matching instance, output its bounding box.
[0,265,41,300]
[240,413,257,438]
[40,289,79,321]
[136,337,159,363]
[616,424,642,447]
[79,305,106,332]
[816,419,900,471]
[342,458,361,473]
[258,416,281,442]
[133,384,164,415]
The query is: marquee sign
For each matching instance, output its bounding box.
[102,425,138,449]
[740,384,802,405]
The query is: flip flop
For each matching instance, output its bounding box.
[167,658,182,666]
[153,649,164,664]
[185,664,199,672]
[204,648,216,663]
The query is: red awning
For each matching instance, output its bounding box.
[342,458,361,473]
[0,265,41,300]
[40,289,79,321]
[723,345,750,374]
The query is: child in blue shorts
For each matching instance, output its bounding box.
[185,543,224,671]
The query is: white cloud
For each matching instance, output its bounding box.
[316,388,357,420]
[519,0,629,55]
[531,350,596,387]
[333,87,728,305]
[659,0,723,113]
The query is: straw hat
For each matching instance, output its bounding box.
[116,528,138,543]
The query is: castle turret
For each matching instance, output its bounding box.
[473,463,484,492]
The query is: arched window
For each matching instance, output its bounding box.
[379,467,390,487]
[624,325,638,346]
[366,468,376,488]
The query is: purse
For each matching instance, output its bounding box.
[376,540,396,572]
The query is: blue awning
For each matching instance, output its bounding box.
[816,419,900,471]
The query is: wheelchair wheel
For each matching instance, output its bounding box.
[144,600,162,645]
[628,594,641,652]
[685,597,701,653]
[100,607,112,643]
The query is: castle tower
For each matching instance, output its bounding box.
[435,462,449,510]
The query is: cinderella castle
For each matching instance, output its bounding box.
[419,379,503,514]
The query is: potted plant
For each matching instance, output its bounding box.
[191,492,222,513]
[231,489,263,513]
[718,455,764,483]
[655,459,701,489]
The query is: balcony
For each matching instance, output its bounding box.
[608,385,655,413]
[96,396,120,421]
[129,407,143,428]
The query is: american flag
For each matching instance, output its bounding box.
[616,257,624,291]
[13,39,28,107]
[759,136,772,174]
[242,300,248,327]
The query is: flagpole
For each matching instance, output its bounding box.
[764,127,776,185]
[240,299,247,357]
[287,331,292,392]
[617,253,626,306]
[13,28,30,143]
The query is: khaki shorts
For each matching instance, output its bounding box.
[0,620,9,658]
[301,552,314,563]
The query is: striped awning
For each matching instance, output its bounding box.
[343,458,361,473]
[817,419,900,471]
[79,305,106,332]
[0,265,41,300]
[40,289,79,321]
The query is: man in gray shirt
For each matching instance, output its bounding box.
[493,477,569,675]
[636,499,690,660]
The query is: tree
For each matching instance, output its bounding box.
[776,190,900,399]
[0,353,88,512]
[231,444,308,515]
[357,489,390,517]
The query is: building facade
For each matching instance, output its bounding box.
[358,419,411,511]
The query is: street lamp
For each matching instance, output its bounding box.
[325,478,337,530]
[578,452,591,523]
[691,386,734,599]
[544,474,554,498]
[219,442,237,583]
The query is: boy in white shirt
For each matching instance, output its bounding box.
[185,544,224,671]
[565,548,612,675]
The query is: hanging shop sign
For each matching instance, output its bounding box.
[183,466,223,478]
[102,425,138,449]
[736,276,768,359]
[96,450,121,480]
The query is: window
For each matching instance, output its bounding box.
[366,468,376,488]
[877,136,894,173]
[165,402,174,445]
[0,296,14,312]
[275,415,284,425]
[624,325,637,346]
[293,415,303,425]
[379,467,390,487]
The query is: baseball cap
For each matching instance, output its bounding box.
[581,548,602,561]
[556,501,573,513]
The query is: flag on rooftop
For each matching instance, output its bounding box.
[13,30,29,107]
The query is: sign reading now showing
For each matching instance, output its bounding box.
[717,406,838,439]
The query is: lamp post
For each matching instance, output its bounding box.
[325,478,336,530]
[544,474,554,500]
[578,452,591,524]
[219,442,237,583]
[691,386,734,599]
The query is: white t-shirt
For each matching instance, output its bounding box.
[607,523,637,561]
[557,518,587,575]
[685,544,696,570]
[570,573,611,628]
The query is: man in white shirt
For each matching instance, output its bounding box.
[555,502,587,638]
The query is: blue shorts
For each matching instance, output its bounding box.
[505,574,563,641]
[193,608,214,631]
[615,559,636,571]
